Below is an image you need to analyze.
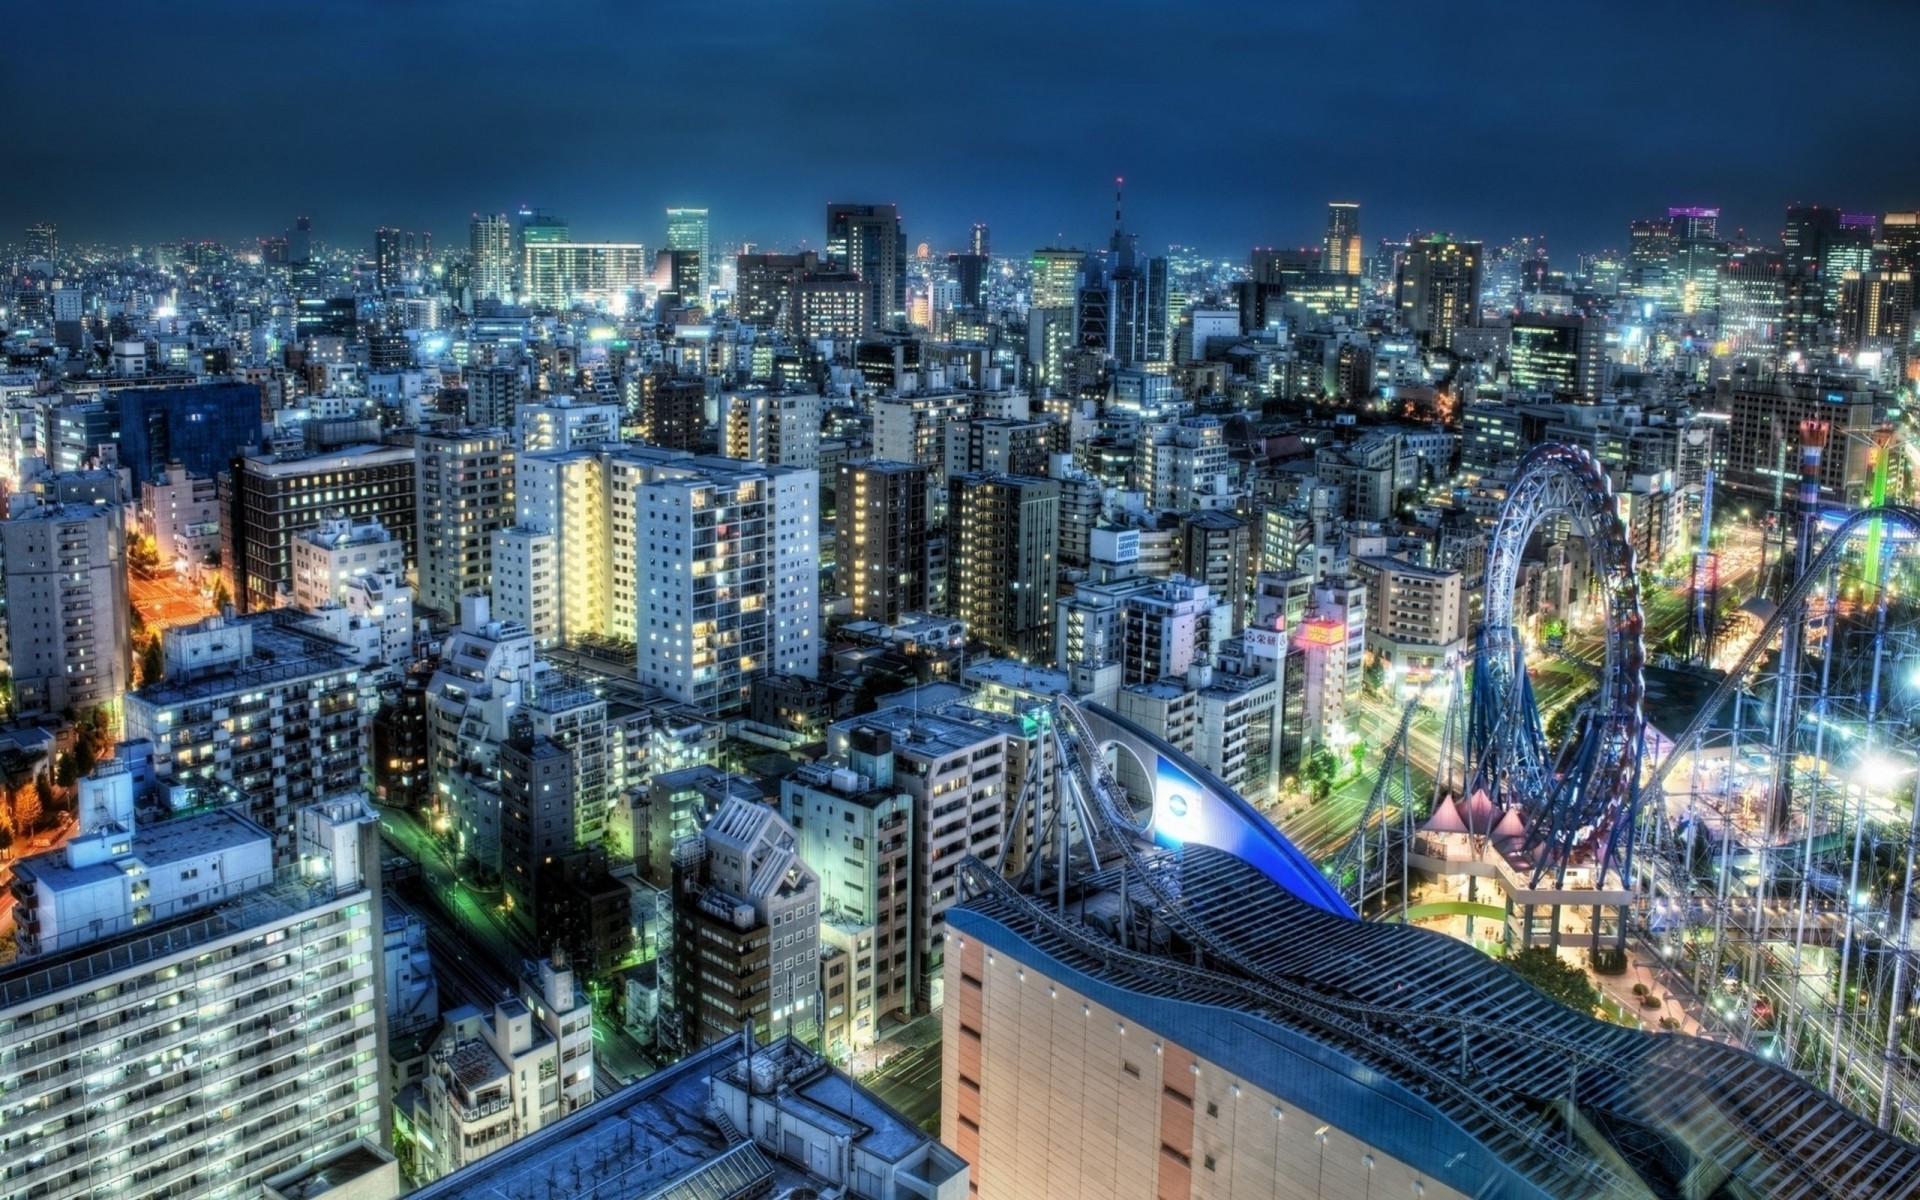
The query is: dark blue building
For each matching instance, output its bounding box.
[115,381,264,487]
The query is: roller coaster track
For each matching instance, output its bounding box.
[1645,504,1920,799]
[1325,697,1420,904]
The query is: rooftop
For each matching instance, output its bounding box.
[14,807,270,898]
[408,1036,950,1200]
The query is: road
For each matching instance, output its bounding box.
[376,805,657,1087]
[862,1039,943,1135]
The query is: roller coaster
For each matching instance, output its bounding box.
[1325,439,1920,1138]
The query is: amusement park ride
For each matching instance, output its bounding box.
[1328,434,1920,1139]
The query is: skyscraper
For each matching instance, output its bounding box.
[1323,201,1362,275]
[835,459,930,623]
[826,202,906,331]
[666,206,712,293]
[1,498,130,717]
[222,443,419,612]
[1112,255,1170,365]
[1509,313,1607,397]
[24,220,56,261]
[1396,236,1484,350]
[470,212,515,302]
[948,472,1060,662]
[970,221,990,257]
[375,225,403,290]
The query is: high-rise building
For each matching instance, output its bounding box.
[1111,256,1170,365]
[1626,216,1675,305]
[1,788,386,1199]
[222,442,418,612]
[734,251,870,341]
[970,221,990,257]
[24,220,56,261]
[947,252,988,308]
[465,362,525,429]
[1839,269,1914,352]
[1508,312,1607,397]
[520,242,649,310]
[126,612,369,860]
[627,369,709,450]
[470,212,516,302]
[1883,210,1920,271]
[1396,236,1483,349]
[1323,201,1362,275]
[88,379,266,487]
[1721,374,1877,505]
[949,472,1060,663]
[375,225,403,291]
[517,394,621,453]
[672,795,821,1048]
[497,446,818,712]
[0,498,130,717]
[666,206,712,294]
[1031,248,1084,309]
[826,203,905,331]
[835,459,930,623]
[415,428,514,620]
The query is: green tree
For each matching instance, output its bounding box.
[139,638,165,688]
[54,754,76,789]
[211,577,232,611]
[1505,946,1602,1014]
[1303,747,1339,803]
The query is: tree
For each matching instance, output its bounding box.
[211,577,232,612]
[1505,946,1602,1014]
[54,754,76,789]
[1303,747,1339,803]
[139,638,165,688]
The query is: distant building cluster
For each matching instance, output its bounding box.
[0,185,1913,1198]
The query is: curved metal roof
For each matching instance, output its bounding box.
[956,845,1920,1200]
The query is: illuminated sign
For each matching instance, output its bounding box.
[1294,618,1346,648]
[1149,753,1354,918]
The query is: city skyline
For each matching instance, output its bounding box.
[8,1,1920,257]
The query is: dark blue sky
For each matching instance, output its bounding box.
[8,0,1919,261]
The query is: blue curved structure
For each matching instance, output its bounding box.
[1075,700,1356,919]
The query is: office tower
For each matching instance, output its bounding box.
[519,241,651,309]
[825,707,1008,1013]
[949,472,1060,662]
[722,390,821,468]
[222,442,418,612]
[779,730,916,1046]
[470,212,516,302]
[1822,215,1878,316]
[1323,201,1362,274]
[1111,255,1170,365]
[1031,247,1084,309]
[666,206,712,293]
[113,378,265,486]
[406,1038,965,1200]
[375,225,403,290]
[1396,236,1483,349]
[1668,204,1718,240]
[970,221,990,257]
[1782,203,1841,275]
[288,214,313,263]
[466,361,526,429]
[835,459,930,623]
[667,248,702,300]
[415,428,514,620]
[1141,415,1231,511]
[672,794,821,1047]
[294,296,357,340]
[1884,210,1920,270]
[0,498,130,717]
[409,952,594,1183]
[1626,216,1675,304]
[24,220,56,261]
[125,613,368,860]
[1508,312,1607,396]
[1721,374,1877,504]
[1719,249,1788,351]
[734,250,870,340]
[947,251,988,307]
[1839,269,1914,351]
[2,788,385,1199]
[826,202,905,331]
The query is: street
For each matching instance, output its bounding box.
[862,1038,943,1135]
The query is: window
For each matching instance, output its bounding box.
[1162,1085,1192,1108]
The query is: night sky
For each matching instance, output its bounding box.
[8,0,1920,260]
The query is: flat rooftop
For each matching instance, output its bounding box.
[14,808,270,896]
[408,1036,937,1200]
